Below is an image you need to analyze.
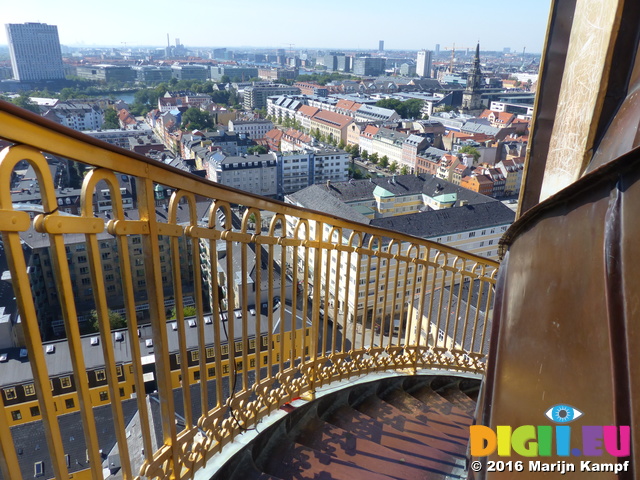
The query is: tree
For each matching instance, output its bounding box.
[360,150,369,160]
[338,140,346,150]
[459,145,481,162]
[379,156,389,168]
[168,305,198,320]
[247,145,268,154]
[90,309,127,333]
[370,152,379,164]
[403,99,425,119]
[181,107,213,130]
[102,108,120,129]
[11,94,40,114]
[400,165,409,175]
[375,98,403,114]
[389,161,398,173]
[220,75,231,84]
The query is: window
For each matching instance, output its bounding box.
[81,278,91,285]
[60,376,72,388]
[221,345,229,356]
[78,255,87,263]
[80,267,89,274]
[208,367,215,378]
[34,461,44,477]
[191,350,199,362]
[65,398,75,409]
[119,388,125,397]
[4,387,16,400]
[194,370,200,381]
[23,384,35,396]
[469,232,476,238]
[206,347,215,358]
[222,364,229,374]
[235,341,243,352]
[95,369,106,381]
[249,339,256,350]
[30,406,40,417]
[11,410,21,421]
[116,365,123,377]
[99,391,109,401]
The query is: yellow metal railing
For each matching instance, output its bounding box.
[0,100,498,480]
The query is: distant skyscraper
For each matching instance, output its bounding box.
[435,44,440,55]
[416,50,432,78]
[379,40,384,51]
[6,22,65,82]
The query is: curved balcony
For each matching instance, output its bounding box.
[0,101,497,479]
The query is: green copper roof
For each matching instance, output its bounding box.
[433,193,457,203]
[373,185,394,198]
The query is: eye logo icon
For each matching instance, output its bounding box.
[545,404,583,423]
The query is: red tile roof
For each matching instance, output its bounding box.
[311,110,353,128]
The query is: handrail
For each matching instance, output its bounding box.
[0,99,498,480]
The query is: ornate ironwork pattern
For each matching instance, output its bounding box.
[0,101,498,480]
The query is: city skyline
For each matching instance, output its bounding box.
[2,0,552,53]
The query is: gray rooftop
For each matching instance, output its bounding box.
[370,201,515,238]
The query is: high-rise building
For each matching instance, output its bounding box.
[379,40,384,51]
[416,50,432,78]
[435,44,440,55]
[6,22,65,82]
[353,57,386,76]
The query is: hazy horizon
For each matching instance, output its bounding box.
[3,1,552,54]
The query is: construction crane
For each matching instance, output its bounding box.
[444,43,471,73]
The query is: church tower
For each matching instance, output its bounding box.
[462,43,483,110]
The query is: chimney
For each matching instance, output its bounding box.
[327,180,331,189]
[460,200,469,207]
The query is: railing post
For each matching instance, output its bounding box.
[303,220,324,401]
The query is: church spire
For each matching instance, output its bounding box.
[462,42,483,110]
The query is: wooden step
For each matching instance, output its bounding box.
[295,413,449,480]
[353,393,468,458]
[405,382,475,425]
[323,404,462,472]
[432,381,477,416]
[380,387,470,440]
[263,441,398,480]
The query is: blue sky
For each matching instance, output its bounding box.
[3,0,552,52]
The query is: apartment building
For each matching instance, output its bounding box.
[286,175,513,323]
[41,102,104,131]
[244,84,301,110]
[204,148,349,198]
[228,119,274,140]
[309,110,354,144]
